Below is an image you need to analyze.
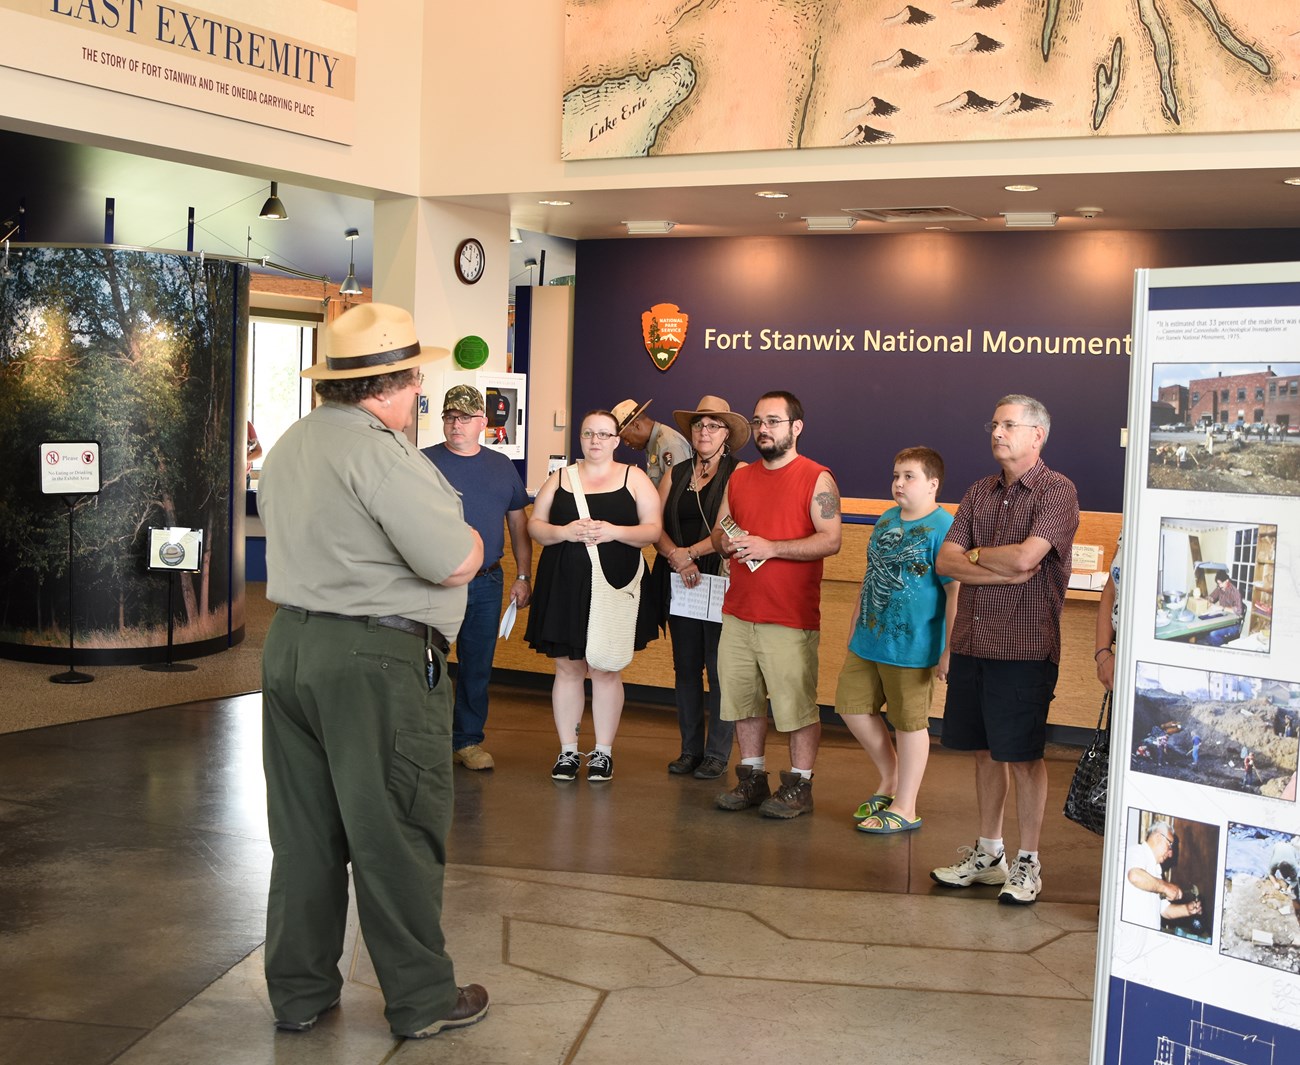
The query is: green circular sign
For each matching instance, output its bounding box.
[454,335,489,369]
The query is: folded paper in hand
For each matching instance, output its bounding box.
[719,514,765,572]
[498,599,517,639]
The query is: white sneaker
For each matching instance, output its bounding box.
[998,855,1043,905]
[930,842,1009,887]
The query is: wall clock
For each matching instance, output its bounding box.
[454,238,485,285]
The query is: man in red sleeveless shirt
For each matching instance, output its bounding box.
[710,391,842,818]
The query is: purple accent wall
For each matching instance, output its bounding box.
[573,229,1300,512]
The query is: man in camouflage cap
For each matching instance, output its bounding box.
[422,384,533,770]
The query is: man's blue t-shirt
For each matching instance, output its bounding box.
[848,505,954,669]
[421,444,528,567]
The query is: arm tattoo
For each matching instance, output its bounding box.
[815,484,840,520]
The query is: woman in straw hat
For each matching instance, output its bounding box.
[258,303,490,1040]
[525,409,662,782]
[652,396,750,780]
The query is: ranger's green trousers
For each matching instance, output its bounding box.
[261,609,458,1034]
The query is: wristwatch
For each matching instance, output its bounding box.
[967,548,981,565]
[516,574,530,582]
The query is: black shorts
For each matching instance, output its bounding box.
[941,653,1058,762]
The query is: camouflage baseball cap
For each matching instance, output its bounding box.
[443,384,485,415]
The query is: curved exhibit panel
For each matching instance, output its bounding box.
[0,246,250,664]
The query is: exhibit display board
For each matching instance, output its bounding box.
[1093,263,1300,1063]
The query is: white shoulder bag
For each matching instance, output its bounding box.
[567,463,643,673]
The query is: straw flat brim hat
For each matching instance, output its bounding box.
[302,302,449,379]
[673,395,751,452]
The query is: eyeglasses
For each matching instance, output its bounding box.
[749,416,792,430]
[693,421,729,434]
[581,429,617,441]
[442,412,482,425]
[983,420,1039,434]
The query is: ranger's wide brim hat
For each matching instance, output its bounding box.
[612,397,652,436]
[673,395,751,452]
[302,302,448,380]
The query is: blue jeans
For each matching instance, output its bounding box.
[452,567,503,750]
[668,613,733,762]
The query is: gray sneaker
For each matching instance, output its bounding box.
[998,855,1042,905]
[930,842,1009,887]
[715,765,770,810]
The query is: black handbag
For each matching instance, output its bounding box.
[1063,691,1110,836]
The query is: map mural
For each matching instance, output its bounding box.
[562,0,1298,159]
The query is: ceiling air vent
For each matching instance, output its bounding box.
[842,206,985,224]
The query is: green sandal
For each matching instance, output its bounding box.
[856,809,923,834]
[852,794,894,820]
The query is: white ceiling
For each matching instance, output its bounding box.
[444,165,1300,241]
[5,127,1300,285]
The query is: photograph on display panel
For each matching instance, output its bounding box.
[1154,518,1275,653]
[1120,808,1218,945]
[1222,822,1300,975]
[1131,663,1299,800]
[1148,363,1300,497]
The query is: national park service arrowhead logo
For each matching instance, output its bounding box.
[642,302,688,372]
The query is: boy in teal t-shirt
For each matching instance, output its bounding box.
[834,447,959,833]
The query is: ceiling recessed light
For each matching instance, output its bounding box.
[755,190,788,199]
[924,226,950,231]
[538,199,571,206]
[1284,178,1300,187]
[1004,184,1039,193]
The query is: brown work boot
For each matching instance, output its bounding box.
[759,771,814,819]
[715,765,770,811]
[398,984,490,1039]
[453,745,495,771]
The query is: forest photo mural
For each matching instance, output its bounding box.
[0,247,250,662]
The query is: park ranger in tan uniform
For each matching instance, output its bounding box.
[259,303,489,1041]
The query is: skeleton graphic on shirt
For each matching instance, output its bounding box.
[858,517,937,638]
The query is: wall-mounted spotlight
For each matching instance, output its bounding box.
[339,227,363,295]
[259,181,288,220]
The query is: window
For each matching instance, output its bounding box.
[1221,389,1230,401]
[249,317,317,476]
[1191,391,1200,403]
[1255,387,1265,400]
[1269,382,1277,397]
[1237,388,1247,401]
[1292,381,1298,396]
[1230,526,1258,605]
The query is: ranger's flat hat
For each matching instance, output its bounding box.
[612,398,652,435]
[302,303,448,380]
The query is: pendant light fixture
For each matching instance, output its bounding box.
[258,181,287,220]
[339,227,363,295]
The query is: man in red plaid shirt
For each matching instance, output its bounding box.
[930,394,1079,905]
